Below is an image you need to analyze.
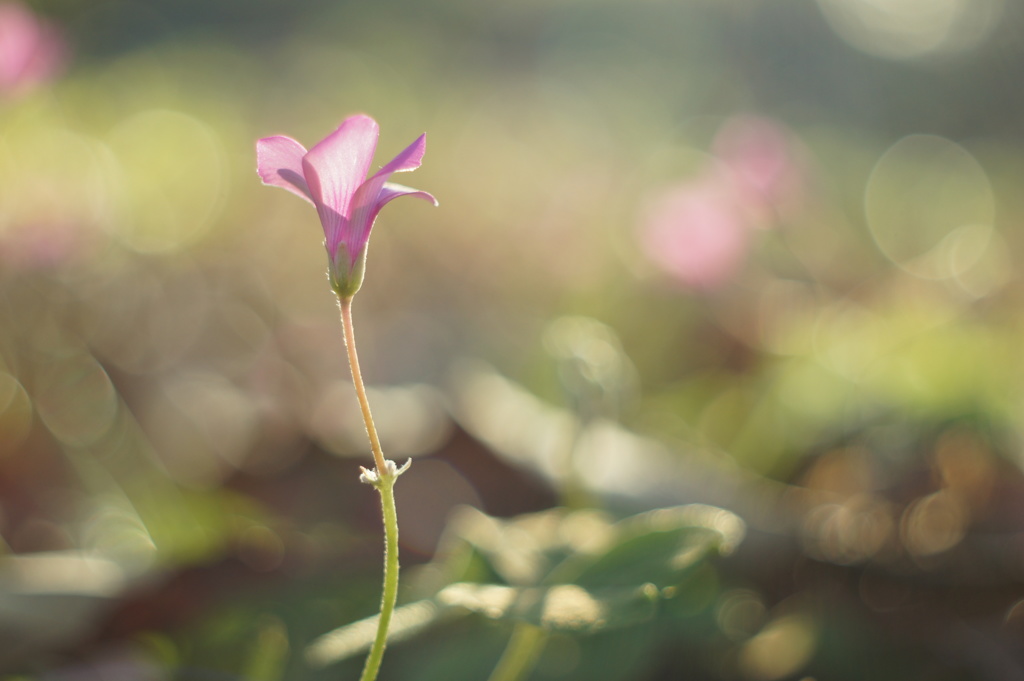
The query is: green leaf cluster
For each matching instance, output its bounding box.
[304,503,743,679]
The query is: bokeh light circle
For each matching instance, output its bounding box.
[865,135,994,280]
[106,109,226,254]
[816,0,1003,60]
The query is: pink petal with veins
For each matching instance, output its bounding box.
[256,135,312,202]
[256,114,436,295]
[302,115,380,255]
[346,134,430,266]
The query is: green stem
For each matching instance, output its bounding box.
[485,623,547,681]
[339,295,402,681]
[359,475,399,681]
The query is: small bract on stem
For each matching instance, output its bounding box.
[339,293,411,681]
[257,114,436,681]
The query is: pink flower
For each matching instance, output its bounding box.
[0,2,65,96]
[257,114,437,297]
[712,115,803,224]
[639,173,750,290]
[637,115,809,290]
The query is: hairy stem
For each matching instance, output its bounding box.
[340,295,401,681]
[358,475,399,681]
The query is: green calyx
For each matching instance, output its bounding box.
[328,243,367,298]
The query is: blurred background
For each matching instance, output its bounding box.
[2,0,1024,679]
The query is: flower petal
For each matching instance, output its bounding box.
[377,182,438,208]
[256,135,312,203]
[302,115,380,255]
[368,133,428,182]
[343,134,430,265]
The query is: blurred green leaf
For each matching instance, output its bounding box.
[305,600,444,668]
[243,616,290,681]
[570,505,744,590]
[436,582,659,633]
[306,503,742,669]
[438,506,615,587]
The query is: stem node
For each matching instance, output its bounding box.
[339,295,402,681]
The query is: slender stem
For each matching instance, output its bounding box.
[485,623,547,681]
[359,476,399,681]
[340,296,387,475]
[338,295,401,681]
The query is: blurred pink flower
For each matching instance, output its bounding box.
[0,2,65,96]
[640,174,750,290]
[712,115,803,224]
[257,114,437,297]
[0,218,86,269]
[638,115,808,290]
